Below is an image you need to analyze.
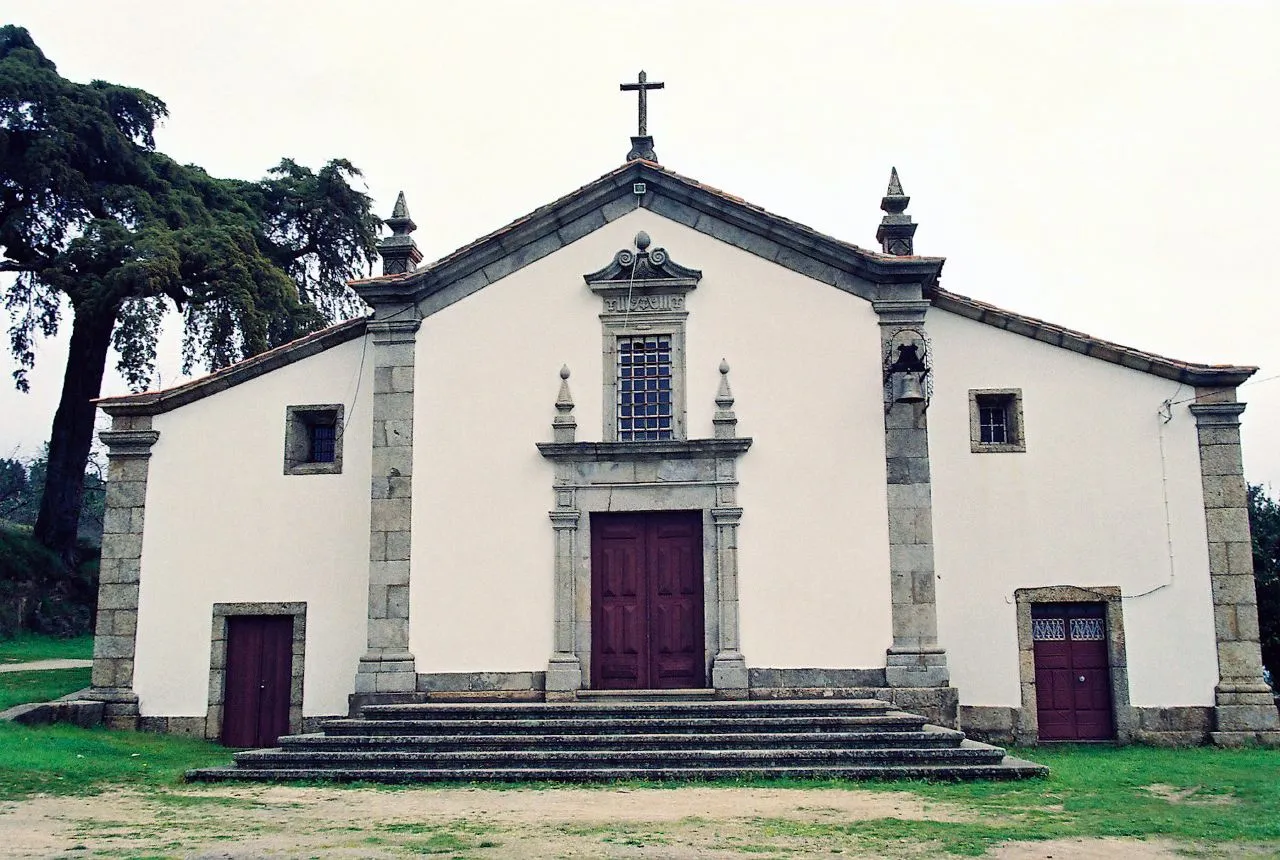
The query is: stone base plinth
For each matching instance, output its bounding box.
[83,687,139,730]
[1211,731,1280,747]
[354,655,417,694]
[545,655,583,693]
[885,647,950,689]
[711,651,749,694]
[1214,683,1280,734]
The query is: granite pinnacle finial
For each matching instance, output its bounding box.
[714,359,737,439]
[876,167,918,256]
[391,191,411,221]
[886,167,904,198]
[553,365,576,443]
[378,190,423,275]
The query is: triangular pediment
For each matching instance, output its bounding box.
[351,161,946,316]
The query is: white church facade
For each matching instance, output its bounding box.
[87,144,1278,748]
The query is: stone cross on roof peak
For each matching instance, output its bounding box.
[621,70,664,163]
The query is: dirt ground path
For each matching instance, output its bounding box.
[0,784,1266,858]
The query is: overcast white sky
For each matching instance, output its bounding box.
[2,1,1278,488]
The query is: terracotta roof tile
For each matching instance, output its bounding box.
[95,316,369,412]
[932,287,1255,385]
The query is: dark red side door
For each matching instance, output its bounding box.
[222,615,293,747]
[592,511,704,689]
[1032,603,1114,741]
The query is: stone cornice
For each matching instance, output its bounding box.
[931,288,1256,387]
[1189,402,1247,426]
[873,299,931,326]
[98,429,160,458]
[537,437,752,463]
[368,317,421,345]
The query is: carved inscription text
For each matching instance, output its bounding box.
[603,294,685,314]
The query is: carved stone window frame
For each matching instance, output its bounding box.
[585,231,700,443]
[601,315,688,441]
[283,404,345,475]
[1013,586,1134,744]
[969,388,1026,453]
[205,601,307,742]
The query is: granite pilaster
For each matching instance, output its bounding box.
[356,315,421,694]
[85,416,160,728]
[1190,394,1280,745]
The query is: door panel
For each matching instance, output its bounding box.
[222,615,294,748]
[593,518,647,688]
[592,511,704,690]
[1032,604,1114,741]
[648,514,704,689]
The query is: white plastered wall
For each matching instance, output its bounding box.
[134,336,373,717]
[928,310,1216,707]
[411,208,892,673]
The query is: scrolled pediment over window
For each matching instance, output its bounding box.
[585,232,702,442]
[584,230,702,295]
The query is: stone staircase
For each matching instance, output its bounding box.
[186,698,1046,782]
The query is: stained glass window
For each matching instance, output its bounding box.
[617,335,673,441]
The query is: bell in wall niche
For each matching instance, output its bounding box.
[895,372,926,404]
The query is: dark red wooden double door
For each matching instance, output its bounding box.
[591,511,705,689]
[222,615,293,748]
[1032,603,1114,741]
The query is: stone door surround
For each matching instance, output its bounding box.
[1013,585,1134,745]
[538,354,750,695]
[206,601,307,742]
[537,440,751,696]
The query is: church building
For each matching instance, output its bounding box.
[86,77,1278,751]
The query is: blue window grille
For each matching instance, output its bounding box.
[309,423,337,463]
[617,335,673,441]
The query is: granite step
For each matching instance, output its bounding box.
[188,758,1048,783]
[185,698,1048,783]
[232,745,1005,769]
[320,714,930,736]
[277,729,965,753]
[356,699,897,722]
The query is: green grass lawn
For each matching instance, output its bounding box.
[0,697,1276,857]
[0,666,91,710]
[0,632,94,663]
[0,722,231,799]
[0,663,231,798]
[768,744,1280,853]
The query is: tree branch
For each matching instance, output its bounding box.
[0,261,36,273]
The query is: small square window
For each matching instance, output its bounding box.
[969,389,1025,453]
[284,404,344,475]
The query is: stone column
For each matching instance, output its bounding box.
[1190,392,1280,746]
[710,361,748,693]
[86,414,159,728]
[711,505,748,693]
[874,299,950,689]
[545,509,583,695]
[355,316,421,694]
[545,366,584,695]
